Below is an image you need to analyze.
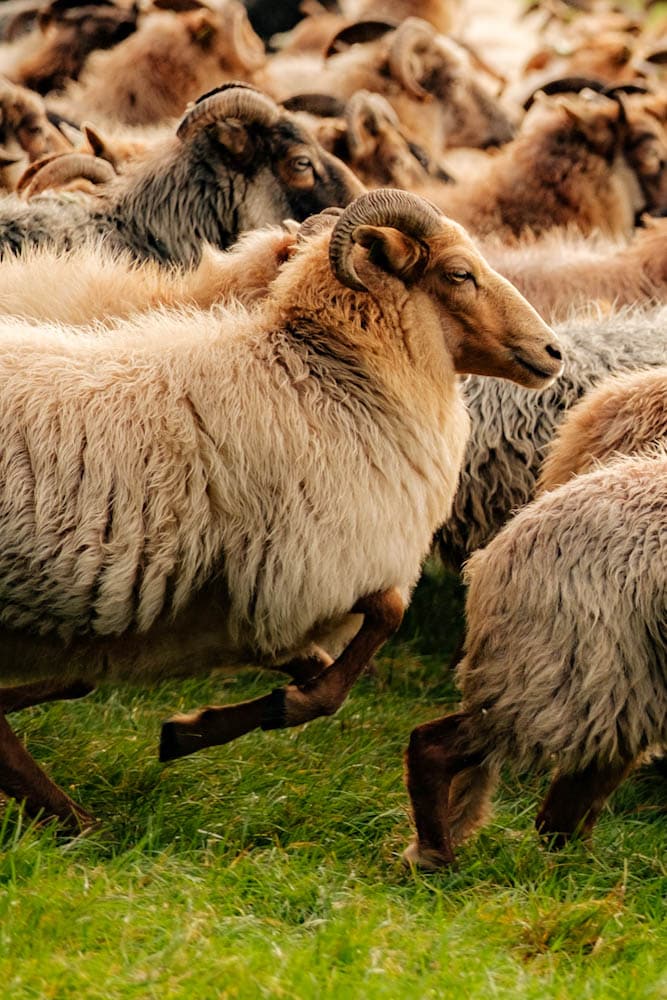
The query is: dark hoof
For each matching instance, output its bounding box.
[159,718,200,762]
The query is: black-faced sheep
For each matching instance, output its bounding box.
[404,446,667,869]
[0,189,562,831]
[0,84,363,265]
[439,304,667,570]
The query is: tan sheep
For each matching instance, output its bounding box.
[416,89,644,240]
[0,222,298,325]
[537,365,667,491]
[0,189,562,832]
[481,218,667,321]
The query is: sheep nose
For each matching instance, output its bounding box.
[545,343,562,361]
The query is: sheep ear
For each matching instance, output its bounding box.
[185,9,217,45]
[213,119,250,157]
[82,124,118,168]
[353,225,428,282]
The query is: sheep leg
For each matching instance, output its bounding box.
[0,709,94,830]
[159,588,403,761]
[277,646,334,684]
[403,712,483,869]
[0,678,94,714]
[535,757,635,847]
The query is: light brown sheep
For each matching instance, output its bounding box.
[0,222,299,325]
[416,89,644,240]
[0,189,562,832]
[481,218,667,321]
[59,2,266,126]
[537,365,667,491]
[258,17,516,158]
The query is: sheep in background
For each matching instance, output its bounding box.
[416,89,644,241]
[258,18,517,158]
[16,149,117,197]
[438,304,667,570]
[481,217,667,322]
[57,0,266,126]
[537,365,667,491]
[0,84,363,265]
[0,221,299,324]
[0,75,70,189]
[9,0,139,95]
[404,446,667,869]
[0,190,562,830]
[285,89,453,189]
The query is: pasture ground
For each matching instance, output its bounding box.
[2,564,666,998]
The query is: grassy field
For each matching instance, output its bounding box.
[2,565,666,999]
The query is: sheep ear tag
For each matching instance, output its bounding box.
[214,119,249,158]
[354,224,427,282]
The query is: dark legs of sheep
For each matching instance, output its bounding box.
[0,678,94,714]
[0,709,94,830]
[159,588,404,762]
[536,757,635,847]
[403,712,483,869]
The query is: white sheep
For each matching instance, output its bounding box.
[404,445,667,869]
[0,189,562,831]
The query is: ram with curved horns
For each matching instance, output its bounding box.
[0,83,363,266]
[0,190,562,834]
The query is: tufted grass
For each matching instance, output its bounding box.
[2,563,666,999]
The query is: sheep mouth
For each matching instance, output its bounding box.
[512,351,560,383]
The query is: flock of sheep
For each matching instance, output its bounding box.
[0,0,664,871]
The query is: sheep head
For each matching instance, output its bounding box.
[329,189,563,389]
[178,84,364,222]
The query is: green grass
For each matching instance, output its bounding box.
[2,565,666,999]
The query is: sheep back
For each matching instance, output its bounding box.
[459,449,667,773]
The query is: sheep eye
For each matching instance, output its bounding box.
[290,156,313,173]
[447,270,474,285]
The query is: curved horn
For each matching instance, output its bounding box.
[345,91,399,160]
[20,153,115,199]
[282,93,346,117]
[387,17,438,101]
[329,188,443,291]
[226,2,266,71]
[522,76,606,110]
[177,83,279,142]
[296,206,344,243]
[325,19,397,58]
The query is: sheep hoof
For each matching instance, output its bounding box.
[159,718,201,762]
[402,839,453,871]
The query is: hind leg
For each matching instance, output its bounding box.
[448,762,499,847]
[403,712,484,869]
[160,589,403,761]
[0,709,94,830]
[536,756,636,847]
[0,679,94,714]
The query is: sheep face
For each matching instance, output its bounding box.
[0,81,70,188]
[418,232,563,388]
[624,96,667,215]
[201,114,364,223]
[346,219,563,389]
